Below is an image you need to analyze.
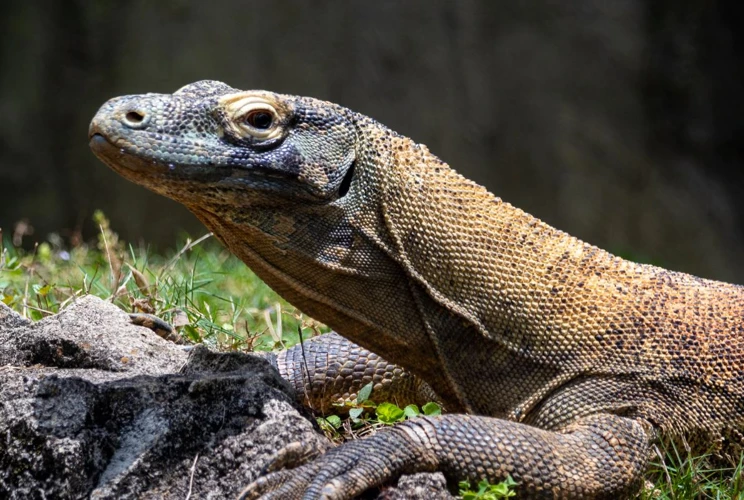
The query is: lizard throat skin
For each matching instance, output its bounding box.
[90,80,744,499]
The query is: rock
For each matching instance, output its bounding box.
[0,297,328,498]
[0,295,186,373]
[0,296,453,498]
[380,473,455,499]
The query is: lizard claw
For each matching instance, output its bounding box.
[263,440,322,473]
[238,469,299,500]
[239,423,437,500]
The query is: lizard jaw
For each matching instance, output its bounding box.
[89,132,172,178]
[89,127,320,207]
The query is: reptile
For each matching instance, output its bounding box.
[88,80,744,499]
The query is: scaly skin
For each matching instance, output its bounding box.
[263,332,438,414]
[89,80,744,499]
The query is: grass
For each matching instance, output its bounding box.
[1,212,742,498]
[0,211,328,351]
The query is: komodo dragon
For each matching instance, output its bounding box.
[89,80,744,499]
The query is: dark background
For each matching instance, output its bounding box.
[2,1,744,282]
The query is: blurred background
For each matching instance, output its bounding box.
[2,0,744,282]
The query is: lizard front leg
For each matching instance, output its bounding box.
[268,332,439,414]
[249,333,441,475]
[239,412,650,499]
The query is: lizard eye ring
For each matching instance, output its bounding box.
[236,103,279,139]
[220,94,285,141]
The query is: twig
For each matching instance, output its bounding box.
[22,303,55,316]
[21,242,39,319]
[0,227,5,268]
[185,453,199,500]
[263,307,285,349]
[653,444,673,495]
[99,223,117,299]
[298,324,314,412]
[161,233,213,278]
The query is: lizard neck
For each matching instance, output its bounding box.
[189,200,472,411]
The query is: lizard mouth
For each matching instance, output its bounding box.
[88,131,319,203]
[89,132,172,177]
[88,132,182,178]
[89,132,231,186]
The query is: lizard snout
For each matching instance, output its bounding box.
[88,95,157,141]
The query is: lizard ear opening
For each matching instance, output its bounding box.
[338,160,355,197]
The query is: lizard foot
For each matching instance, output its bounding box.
[238,424,437,500]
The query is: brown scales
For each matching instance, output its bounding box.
[90,80,744,499]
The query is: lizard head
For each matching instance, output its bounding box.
[89,80,358,208]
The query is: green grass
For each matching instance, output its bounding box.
[1,212,742,498]
[0,211,328,351]
[641,442,744,500]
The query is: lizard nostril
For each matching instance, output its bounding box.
[122,110,150,129]
[126,111,144,123]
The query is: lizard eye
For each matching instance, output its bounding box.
[245,110,274,130]
[220,94,286,141]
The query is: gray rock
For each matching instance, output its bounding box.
[0,297,328,498]
[0,295,186,373]
[380,473,455,499]
[0,297,452,498]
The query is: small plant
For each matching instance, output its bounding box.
[375,402,406,424]
[347,381,377,423]
[316,414,343,439]
[340,381,443,425]
[316,381,444,445]
[458,477,517,499]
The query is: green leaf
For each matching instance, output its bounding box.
[37,243,52,262]
[403,404,420,418]
[422,402,441,416]
[325,415,342,429]
[317,417,339,434]
[477,480,488,495]
[458,477,516,499]
[376,402,405,424]
[356,382,373,404]
[349,407,365,422]
[459,480,477,500]
[183,325,201,342]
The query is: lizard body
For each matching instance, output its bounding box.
[89,80,744,498]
